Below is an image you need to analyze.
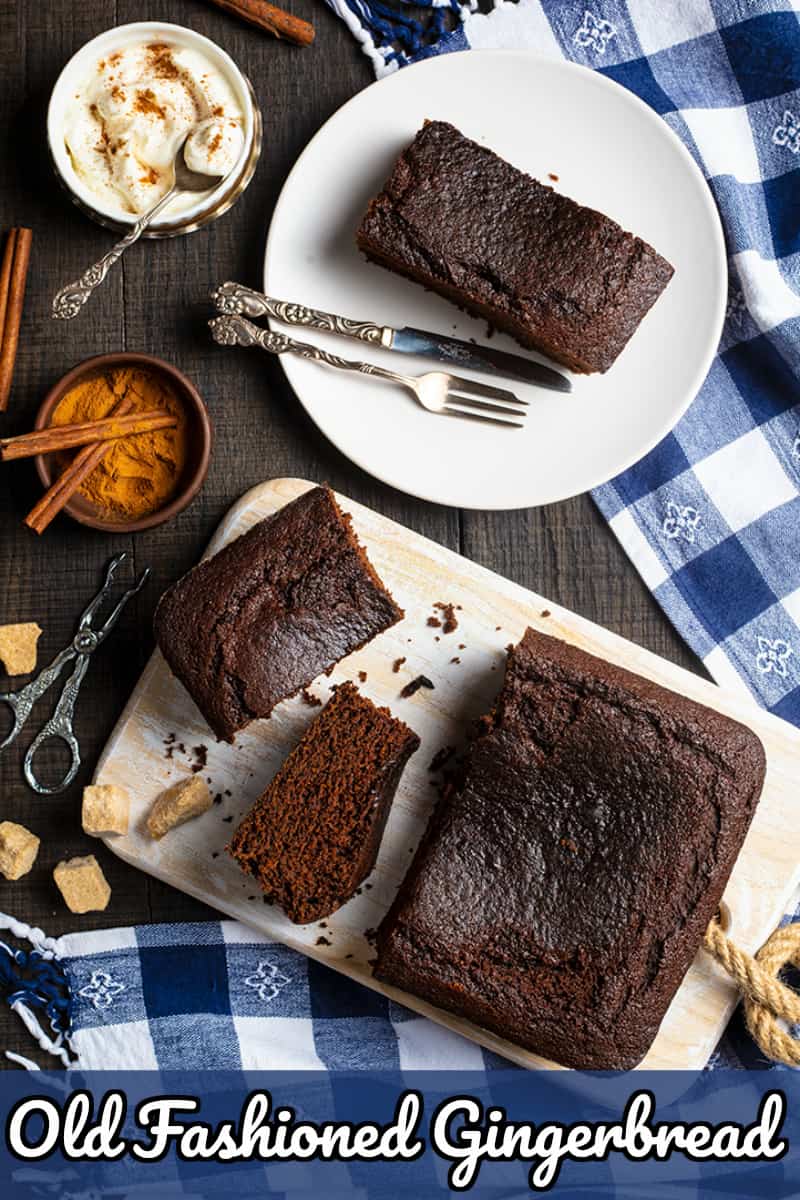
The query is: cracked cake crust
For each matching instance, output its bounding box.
[154,486,403,742]
[356,121,674,375]
[373,627,765,1069]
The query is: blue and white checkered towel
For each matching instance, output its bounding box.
[0,913,513,1072]
[4,3,799,1074]
[0,910,776,1072]
[327,0,800,726]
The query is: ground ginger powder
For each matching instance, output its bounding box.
[51,366,187,520]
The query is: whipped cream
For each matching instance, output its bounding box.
[63,40,245,216]
[184,116,244,176]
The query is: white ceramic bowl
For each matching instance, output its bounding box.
[47,22,262,237]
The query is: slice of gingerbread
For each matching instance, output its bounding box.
[229,682,419,923]
[154,486,403,742]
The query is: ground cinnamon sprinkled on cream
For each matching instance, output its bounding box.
[134,88,167,119]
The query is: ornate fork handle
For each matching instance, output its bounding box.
[209,314,404,383]
[212,281,386,346]
[52,189,175,320]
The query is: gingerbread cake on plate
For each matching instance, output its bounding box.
[356,121,674,374]
[154,486,402,742]
[374,627,765,1069]
[229,682,419,923]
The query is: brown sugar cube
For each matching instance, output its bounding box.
[82,784,130,837]
[146,775,212,840]
[53,855,111,913]
[0,821,40,880]
[0,623,42,675]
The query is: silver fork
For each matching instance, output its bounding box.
[209,314,526,428]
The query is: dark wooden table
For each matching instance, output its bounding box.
[0,0,699,1065]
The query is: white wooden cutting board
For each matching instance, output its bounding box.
[95,478,800,1070]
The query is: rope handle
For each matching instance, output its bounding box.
[703,914,800,1066]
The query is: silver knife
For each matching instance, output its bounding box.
[211,281,571,393]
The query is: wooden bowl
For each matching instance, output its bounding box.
[34,352,213,533]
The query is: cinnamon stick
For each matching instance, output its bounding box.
[0,230,17,346]
[207,0,314,46]
[0,228,32,412]
[24,393,137,535]
[1,409,177,462]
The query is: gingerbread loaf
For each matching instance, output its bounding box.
[374,628,765,1069]
[357,121,674,374]
[154,486,403,741]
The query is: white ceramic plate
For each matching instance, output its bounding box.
[264,52,726,510]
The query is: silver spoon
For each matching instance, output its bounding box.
[52,131,226,320]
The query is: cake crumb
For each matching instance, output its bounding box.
[429,745,455,773]
[316,936,331,946]
[450,656,461,665]
[392,657,406,673]
[541,609,551,618]
[358,670,368,683]
[427,616,441,628]
[400,674,434,699]
[301,688,322,707]
[191,744,208,774]
[548,172,559,181]
[433,602,458,634]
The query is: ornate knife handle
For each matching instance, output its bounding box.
[209,314,403,384]
[212,281,386,345]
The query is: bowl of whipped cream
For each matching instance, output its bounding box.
[48,22,262,236]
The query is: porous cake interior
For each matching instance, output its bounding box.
[229,682,419,923]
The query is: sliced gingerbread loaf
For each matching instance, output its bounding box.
[357,121,674,374]
[228,682,420,923]
[154,486,403,742]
